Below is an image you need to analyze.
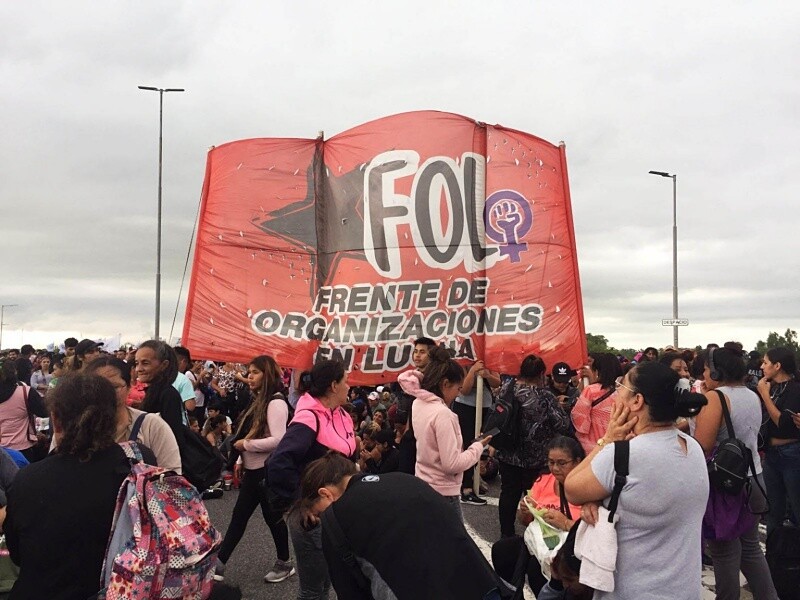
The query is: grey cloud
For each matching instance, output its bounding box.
[2,1,799,352]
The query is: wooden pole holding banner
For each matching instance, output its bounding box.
[473,374,484,493]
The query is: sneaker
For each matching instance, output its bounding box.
[460,491,487,506]
[264,559,296,583]
[202,488,224,500]
[212,558,226,582]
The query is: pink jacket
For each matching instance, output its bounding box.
[290,392,356,457]
[571,383,615,455]
[0,384,35,451]
[398,370,483,497]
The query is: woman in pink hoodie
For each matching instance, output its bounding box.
[398,346,492,521]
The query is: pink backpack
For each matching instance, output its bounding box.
[98,441,222,600]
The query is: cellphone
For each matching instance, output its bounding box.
[785,409,798,417]
[483,427,500,438]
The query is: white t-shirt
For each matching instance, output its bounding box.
[185,370,205,407]
[713,385,763,474]
[591,429,709,600]
[455,380,493,408]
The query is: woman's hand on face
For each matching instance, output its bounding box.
[517,499,534,526]
[542,508,569,531]
[603,401,637,443]
[580,501,601,526]
[757,376,771,399]
[233,439,246,452]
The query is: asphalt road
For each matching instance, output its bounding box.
[205,477,755,600]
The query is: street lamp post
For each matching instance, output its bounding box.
[649,170,679,348]
[0,304,19,350]
[138,85,185,340]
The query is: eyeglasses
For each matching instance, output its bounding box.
[615,379,636,394]
[547,459,574,469]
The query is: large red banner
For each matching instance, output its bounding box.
[182,111,586,384]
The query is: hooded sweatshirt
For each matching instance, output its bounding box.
[267,392,357,501]
[398,370,483,497]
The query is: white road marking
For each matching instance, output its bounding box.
[465,520,535,600]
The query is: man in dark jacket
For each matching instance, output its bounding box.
[547,361,580,415]
[321,471,509,599]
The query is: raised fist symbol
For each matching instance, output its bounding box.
[492,201,522,244]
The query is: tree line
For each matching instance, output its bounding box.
[586,328,800,359]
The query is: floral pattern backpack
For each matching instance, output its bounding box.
[98,441,222,600]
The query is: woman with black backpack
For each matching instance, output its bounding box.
[693,345,778,600]
[266,359,358,600]
[214,355,293,585]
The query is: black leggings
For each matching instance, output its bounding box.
[498,461,539,537]
[491,535,547,595]
[218,468,289,563]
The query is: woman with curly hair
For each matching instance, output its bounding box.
[4,373,156,600]
[214,355,294,584]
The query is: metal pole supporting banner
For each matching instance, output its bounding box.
[473,374,484,494]
[155,90,164,340]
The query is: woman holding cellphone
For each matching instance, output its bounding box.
[757,346,800,535]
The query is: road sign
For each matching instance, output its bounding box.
[662,319,689,326]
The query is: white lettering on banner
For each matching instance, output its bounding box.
[364,151,500,279]
[250,277,544,373]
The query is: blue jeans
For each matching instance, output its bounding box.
[288,513,330,600]
[763,441,800,535]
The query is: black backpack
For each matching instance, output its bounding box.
[707,390,755,495]
[766,525,800,599]
[485,378,521,451]
[179,425,224,491]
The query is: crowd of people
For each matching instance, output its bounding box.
[0,337,798,599]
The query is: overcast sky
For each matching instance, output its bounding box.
[1,1,798,353]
